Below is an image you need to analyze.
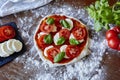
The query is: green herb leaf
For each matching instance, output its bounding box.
[69,38,80,45]
[57,37,65,45]
[86,0,120,32]
[46,18,54,25]
[60,20,71,29]
[44,34,53,44]
[54,52,65,63]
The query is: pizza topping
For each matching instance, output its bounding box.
[60,20,71,29]
[40,24,56,33]
[46,46,60,61]
[60,45,69,58]
[56,37,65,45]
[59,29,70,39]
[69,33,84,43]
[65,18,73,30]
[72,27,86,40]
[54,32,65,45]
[44,34,53,44]
[66,45,80,59]
[46,18,54,25]
[54,52,65,63]
[69,38,80,45]
[0,26,16,42]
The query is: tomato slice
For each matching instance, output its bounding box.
[1,26,16,39]
[40,22,54,33]
[38,35,48,50]
[66,45,80,59]
[59,29,70,39]
[72,27,86,40]
[46,47,60,61]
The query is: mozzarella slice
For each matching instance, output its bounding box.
[69,33,84,43]
[62,18,73,31]
[52,25,57,32]
[53,32,60,45]
[12,40,23,52]
[37,32,47,39]
[7,39,15,52]
[44,46,53,57]
[1,42,13,57]
[60,45,69,58]
[0,44,9,57]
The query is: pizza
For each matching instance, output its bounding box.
[34,14,89,66]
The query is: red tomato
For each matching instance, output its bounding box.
[72,27,86,40]
[106,26,120,50]
[59,29,70,39]
[0,26,15,42]
[46,47,60,61]
[38,35,48,50]
[40,22,54,33]
[66,45,80,59]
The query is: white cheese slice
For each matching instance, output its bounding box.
[51,24,57,32]
[12,40,23,52]
[53,32,60,45]
[62,18,73,31]
[37,32,47,39]
[60,45,69,58]
[44,46,53,57]
[0,44,9,57]
[1,42,13,57]
[69,33,84,43]
[7,39,16,52]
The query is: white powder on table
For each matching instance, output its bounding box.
[0,0,108,80]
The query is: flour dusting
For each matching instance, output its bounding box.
[0,0,108,80]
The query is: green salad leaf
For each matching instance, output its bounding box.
[86,0,120,32]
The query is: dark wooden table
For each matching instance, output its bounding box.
[0,0,120,80]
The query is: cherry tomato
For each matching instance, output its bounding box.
[59,29,70,39]
[0,26,16,42]
[46,47,60,61]
[106,26,120,50]
[66,45,80,59]
[72,27,86,40]
[40,22,54,33]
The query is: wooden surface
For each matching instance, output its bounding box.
[0,0,120,80]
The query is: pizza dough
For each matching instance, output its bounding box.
[34,14,89,67]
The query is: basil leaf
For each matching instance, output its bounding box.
[57,37,65,45]
[44,34,52,44]
[60,20,71,29]
[69,38,80,45]
[54,52,65,63]
[46,18,54,25]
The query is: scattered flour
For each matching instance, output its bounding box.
[0,0,108,80]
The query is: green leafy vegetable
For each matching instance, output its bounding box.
[44,34,53,44]
[86,0,120,32]
[54,52,65,63]
[57,37,65,45]
[69,38,80,45]
[46,18,54,25]
[60,20,71,29]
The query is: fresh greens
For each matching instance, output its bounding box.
[60,20,71,29]
[69,38,80,45]
[44,34,53,44]
[57,37,65,45]
[86,0,120,32]
[54,52,65,63]
[46,18,54,25]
